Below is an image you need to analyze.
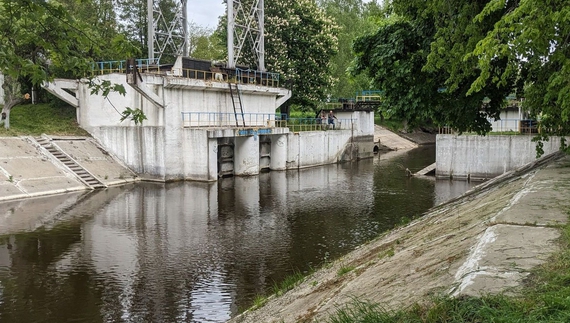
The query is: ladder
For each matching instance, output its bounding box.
[229,82,245,127]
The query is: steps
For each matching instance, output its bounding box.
[35,136,106,189]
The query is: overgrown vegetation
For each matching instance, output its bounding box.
[324,222,570,323]
[0,103,88,136]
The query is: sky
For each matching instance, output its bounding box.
[187,0,374,29]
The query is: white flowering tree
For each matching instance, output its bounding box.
[226,0,339,112]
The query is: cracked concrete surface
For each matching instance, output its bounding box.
[230,153,569,323]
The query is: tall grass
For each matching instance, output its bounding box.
[324,223,570,323]
[0,103,89,136]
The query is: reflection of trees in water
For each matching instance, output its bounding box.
[0,149,443,322]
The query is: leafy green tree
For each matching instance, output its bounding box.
[353,0,512,133]
[188,23,225,61]
[0,0,137,129]
[319,0,379,100]
[354,0,570,140]
[265,0,338,111]
[466,0,570,144]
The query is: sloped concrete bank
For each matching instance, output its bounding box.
[0,136,137,201]
[230,152,570,323]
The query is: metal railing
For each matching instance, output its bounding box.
[181,112,277,128]
[276,117,352,131]
[90,59,160,75]
[89,60,281,88]
[439,118,538,135]
[181,112,352,131]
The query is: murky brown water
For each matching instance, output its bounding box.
[0,146,476,322]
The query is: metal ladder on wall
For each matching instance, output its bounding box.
[35,137,106,189]
[228,82,246,127]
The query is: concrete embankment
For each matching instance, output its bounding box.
[0,136,137,201]
[230,152,570,323]
[374,125,435,151]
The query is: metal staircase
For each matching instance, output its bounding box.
[34,136,106,189]
[229,82,245,127]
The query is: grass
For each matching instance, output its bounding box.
[374,117,405,133]
[337,265,356,277]
[323,221,570,323]
[0,103,89,136]
[272,270,305,296]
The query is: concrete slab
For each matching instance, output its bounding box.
[52,138,137,186]
[453,224,560,296]
[2,157,67,179]
[18,176,85,194]
[0,137,86,200]
[374,125,417,150]
[492,159,570,226]
[0,137,38,157]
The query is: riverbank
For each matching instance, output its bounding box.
[0,136,137,201]
[374,125,435,151]
[230,152,569,323]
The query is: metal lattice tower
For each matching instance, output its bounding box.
[227,0,265,71]
[147,0,188,63]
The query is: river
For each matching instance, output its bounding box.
[0,146,476,322]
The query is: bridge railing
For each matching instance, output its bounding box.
[181,112,352,131]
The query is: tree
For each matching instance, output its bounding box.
[354,0,570,141]
[188,23,225,61]
[219,0,338,112]
[0,0,137,129]
[353,0,512,133]
[466,0,570,147]
[318,0,379,100]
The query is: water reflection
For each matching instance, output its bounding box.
[0,146,476,322]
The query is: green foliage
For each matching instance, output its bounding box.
[337,265,356,277]
[353,0,570,139]
[319,0,379,99]
[272,271,305,296]
[120,107,147,125]
[0,103,88,136]
[353,1,513,134]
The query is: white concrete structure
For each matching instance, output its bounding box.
[436,134,563,180]
[44,60,374,181]
[490,107,523,132]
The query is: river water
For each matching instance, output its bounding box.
[0,146,476,323]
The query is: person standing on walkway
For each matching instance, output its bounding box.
[328,110,337,129]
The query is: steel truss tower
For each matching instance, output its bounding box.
[227,0,265,71]
[147,0,188,63]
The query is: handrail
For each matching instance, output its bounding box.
[89,59,281,88]
[181,112,352,131]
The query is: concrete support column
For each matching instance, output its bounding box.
[270,135,287,170]
[234,136,260,176]
[208,138,218,180]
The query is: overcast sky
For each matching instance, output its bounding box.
[187,0,375,29]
